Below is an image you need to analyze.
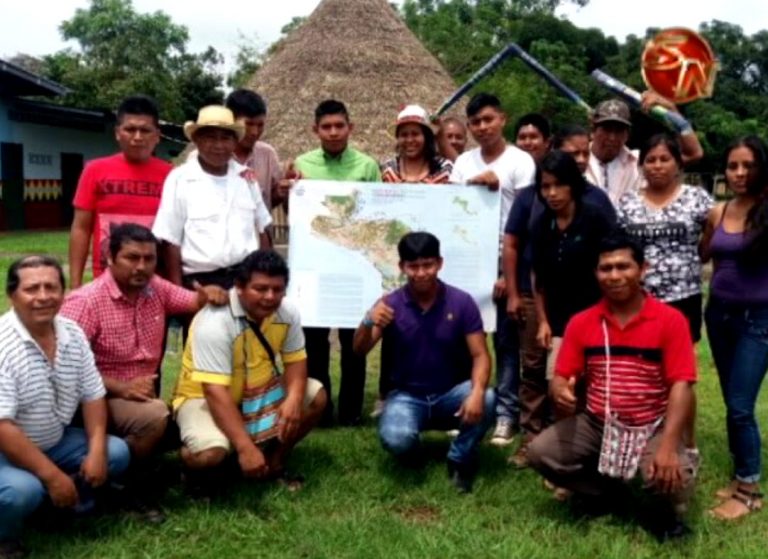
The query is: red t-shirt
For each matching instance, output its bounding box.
[555,295,697,426]
[73,153,172,277]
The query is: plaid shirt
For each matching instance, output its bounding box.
[61,270,198,382]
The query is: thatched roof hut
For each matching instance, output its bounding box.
[248,0,464,162]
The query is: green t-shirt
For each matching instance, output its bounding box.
[295,147,381,182]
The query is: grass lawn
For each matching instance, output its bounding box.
[1,231,767,558]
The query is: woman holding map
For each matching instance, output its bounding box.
[381,105,453,184]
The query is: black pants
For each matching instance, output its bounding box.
[304,327,366,425]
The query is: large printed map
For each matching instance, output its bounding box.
[287,180,501,330]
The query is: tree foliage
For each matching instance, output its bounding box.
[402,0,768,175]
[41,0,223,122]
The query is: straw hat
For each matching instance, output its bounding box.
[183,105,245,141]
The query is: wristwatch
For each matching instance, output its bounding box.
[362,311,376,329]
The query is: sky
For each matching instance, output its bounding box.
[0,0,765,69]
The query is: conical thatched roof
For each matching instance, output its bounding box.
[248,0,465,162]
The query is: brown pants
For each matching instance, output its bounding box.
[107,397,170,440]
[527,412,694,508]
[518,293,548,439]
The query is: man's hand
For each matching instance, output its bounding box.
[370,298,395,328]
[193,281,228,307]
[238,444,268,478]
[536,321,552,350]
[276,396,302,443]
[43,470,79,508]
[117,376,156,401]
[506,291,522,321]
[467,170,500,191]
[456,389,485,425]
[80,448,108,487]
[493,277,507,300]
[648,444,683,494]
[640,90,677,113]
[551,375,577,416]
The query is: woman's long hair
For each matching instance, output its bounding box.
[396,124,442,175]
[535,149,587,205]
[724,135,768,263]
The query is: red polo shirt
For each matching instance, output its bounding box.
[555,294,697,426]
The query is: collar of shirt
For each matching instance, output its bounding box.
[186,153,249,181]
[321,147,351,163]
[102,269,154,303]
[227,288,276,330]
[9,309,73,349]
[402,280,447,312]
[596,292,657,331]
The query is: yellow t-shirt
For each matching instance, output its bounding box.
[172,290,306,410]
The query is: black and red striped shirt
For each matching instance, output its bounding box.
[555,295,697,426]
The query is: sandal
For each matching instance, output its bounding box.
[710,487,763,520]
[715,480,739,500]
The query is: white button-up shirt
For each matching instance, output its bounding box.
[0,311,106,450]
[153,156,273,274]
[586,145,642,206]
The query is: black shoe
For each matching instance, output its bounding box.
[121,492,167,525]
[644,508,692,543]
[447,460,476,494]
[0,539,26,559]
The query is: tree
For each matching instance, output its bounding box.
[41,0,223,122]
[401,2,768,176]
[226,35,265,90]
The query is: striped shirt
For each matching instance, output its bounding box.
[0,310,106,450]
[61,270,198,382]
[555,295,696,426]
[172,289,306,410]
[380,156,453,184]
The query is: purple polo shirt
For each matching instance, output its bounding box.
[381,281,484,396]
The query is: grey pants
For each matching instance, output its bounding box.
[527,412,694,509]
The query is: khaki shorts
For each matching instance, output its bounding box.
[545,336,563,381]
[107,397,170,439]
[176,378,324,454]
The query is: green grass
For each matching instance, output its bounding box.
[2,231,768,558]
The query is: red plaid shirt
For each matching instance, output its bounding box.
[61,270,198,382]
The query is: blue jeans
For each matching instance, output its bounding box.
[378,380,496,465]
[494,297,520,422]
[705,297,768,483]
[0,427,130,540]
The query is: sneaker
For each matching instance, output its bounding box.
[0,539,25,559]
[447,460,476,494]
[490,418,517,447]
[370,399,385,419]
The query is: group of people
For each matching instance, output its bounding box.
[1,83,767,557]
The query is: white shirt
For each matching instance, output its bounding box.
[586,145,642,206]
[0,311,106,450]
[450,145,536,236]
[153,156,273,274]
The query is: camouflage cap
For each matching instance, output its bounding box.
[592,99,632,127]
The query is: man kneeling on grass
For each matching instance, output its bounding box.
[527,232,697,540]
[61,223,228,519]
[353,232,496,493]
[172,250,326,494]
